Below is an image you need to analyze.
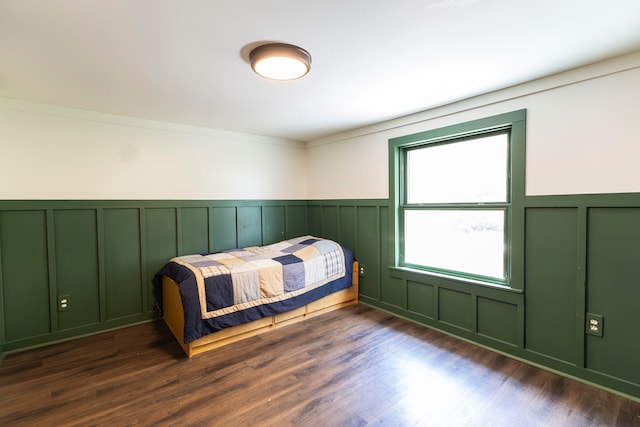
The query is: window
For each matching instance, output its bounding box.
[389,110,526,288]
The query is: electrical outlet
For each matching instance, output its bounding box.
[586,313,603,337]
[359,264,366,277]
[58,295,71,312]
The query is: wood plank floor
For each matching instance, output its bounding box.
[1,304,639,427]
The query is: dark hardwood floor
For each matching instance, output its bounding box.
[1,304,639,426]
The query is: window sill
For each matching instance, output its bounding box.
[388,266,523,294]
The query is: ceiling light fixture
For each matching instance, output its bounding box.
[249,43,311,81]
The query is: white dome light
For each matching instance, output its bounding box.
[249,43,311,81]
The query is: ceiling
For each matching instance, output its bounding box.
[1,0,639,142]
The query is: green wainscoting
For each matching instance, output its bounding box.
[525,207,579,364]
[54,209,101,330]
[307,200,386,302]
[586,207,640,385]
[1,210,50,342]
[2,195,640,400]
[308,195,640,400]
[0,200,307,353]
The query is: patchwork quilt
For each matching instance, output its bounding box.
[153,236,354,343]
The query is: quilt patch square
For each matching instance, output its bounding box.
[231,263,261,304]
[205,273,234,310]
[299,237,320,246]
[259,263,284,297]
[281,243,305,253]
[190,259,222,268]
[293,245,321,261]
[273,254,301,265]
[303,255,325,287]
[282,262,305,292]
[313,239,341,255]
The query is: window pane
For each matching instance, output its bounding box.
[407,133,508,203]
[404,209,505,280]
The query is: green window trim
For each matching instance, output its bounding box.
[389,109,526,291]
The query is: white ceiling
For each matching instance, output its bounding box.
[1,0,639,142]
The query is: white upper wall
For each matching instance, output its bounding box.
[306,51,640,199]
[2,52,638,201]
[0,99,307,200]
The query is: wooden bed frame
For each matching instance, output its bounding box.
[162,261,359,358]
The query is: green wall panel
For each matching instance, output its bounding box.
[237,206,262,248]
[439,288,472,331]
[285,205,306,239]
[0,210,50,341]
[103,209,142,320]
[381,276,404,308]
[321,206,339,242]
[357,206,380,300]
[54,209,100,329]
[262,206,286,245]
[379,205,391,294]
[307,206,322,237]
[210,207,237,251]
[477,297,518,345]
[525,208,578,363]
[586,207,640,384]
[145,208,177,309]
[180,207,209,255]
[338,206,356,253]
[407,281,434,319]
